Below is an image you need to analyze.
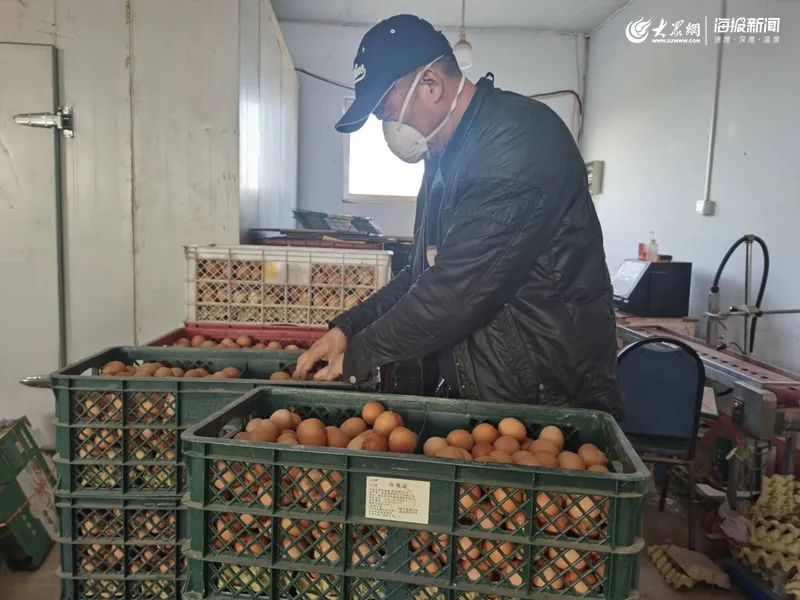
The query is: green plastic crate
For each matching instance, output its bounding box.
[0,417,52,485]
[0,479,54,570]
[56,495,187,599]
[181,387,649,599]
[59,573,186,600]
[52,346,377,496]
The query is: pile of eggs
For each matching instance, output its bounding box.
[237,401,419,455]
[170,335,302,351]
[422,418,609,472]
[99,360,308,381]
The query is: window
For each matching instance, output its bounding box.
[343,98,424,202]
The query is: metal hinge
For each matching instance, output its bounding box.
[12,106,73,138]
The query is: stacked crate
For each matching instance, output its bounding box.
[184,245,392,327]
[51,345,378,599]
[181,387,650,600]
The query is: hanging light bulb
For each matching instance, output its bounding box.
[454,0,472,69]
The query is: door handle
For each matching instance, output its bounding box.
[12,106,73,138]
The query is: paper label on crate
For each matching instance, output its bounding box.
[16,463,58,540]
[364,476,430,524]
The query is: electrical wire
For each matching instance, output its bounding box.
[296,67,354,91]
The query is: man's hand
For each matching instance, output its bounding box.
[292,327,348,380]
[313,353,344,381]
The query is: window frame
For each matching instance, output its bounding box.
[341,97,419,204]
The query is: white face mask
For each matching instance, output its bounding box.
[382,59,466,163]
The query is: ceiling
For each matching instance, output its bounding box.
[271,0,631,33]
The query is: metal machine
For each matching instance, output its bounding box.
[705,234,800,354]
[618,235,800,505]
[612,259,692,317]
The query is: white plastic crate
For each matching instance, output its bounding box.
[185,245,393,326]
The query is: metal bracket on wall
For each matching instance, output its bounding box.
[13,105,73,138]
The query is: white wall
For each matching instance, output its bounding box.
[582,0,800,371]
[280,21,586,236]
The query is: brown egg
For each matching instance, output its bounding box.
[175,337,191,347]
[284,344,300,351]
[498,417,527,441]
[578,443,607,467]
[388,427,418,454]
[361,431,388,452]
[101,361,127,375]
[183,369,202,378]
[270,371,291,381]
[539,426,565,451]
[533,566,564,589]
[270,409,294,431]
[234,431,252,441]
[488,450,514,463]
[471,442,494,458]
[516,452,543,467]
[472,423,499,445]
[529,438,560,455]
[210,371,228,379]
[346,431,369,450]
[558,451,586,471]
[246,418,266,432]
[290,412,302,429]
[512,450,535,464]
[587,464,609,473]
[201,340,217,348]
[446,429,474,451]
[297,420,327,446]
[222,367,241,379]
[340,417,368,438]
[249,420,279,443]
[196,368,210,377]
[494,436,521,454]
[170,367,185,377]
[252,343,266,350]
[267,341,283,350]
[220,338,236,348]
[236,335,253,347]
[423,437,448,457]
[457,537,482,560]
[190,335,206,347]
[325,427,350,448]
[458,448,473,460]
[361,401,385,425]
[534,451,559,468]
[521,437,536,451]
[548,547,587,571]
[435,446,465,460]
[277,433,298,445]
[373,411,403,436]
[153,367,173,378]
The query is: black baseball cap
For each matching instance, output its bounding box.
[335,14,453,133]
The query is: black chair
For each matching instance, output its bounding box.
[617,336,705,550]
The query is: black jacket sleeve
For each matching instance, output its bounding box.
[329,266,413,338]
[343,176,567,380]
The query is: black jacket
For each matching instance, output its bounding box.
[334,76,624,419]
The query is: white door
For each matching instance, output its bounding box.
[0,43,62,447]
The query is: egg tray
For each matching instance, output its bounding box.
[755,475,800,519]
[181,387,649,600]
[185,245,392,327]
[51,346,378,496]
[146,324,327,350]
[59,573,186,600]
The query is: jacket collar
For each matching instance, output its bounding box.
[440,74,495,177]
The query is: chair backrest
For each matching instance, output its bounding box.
[617,336,705,459]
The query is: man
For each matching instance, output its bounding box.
[294,15,623,418]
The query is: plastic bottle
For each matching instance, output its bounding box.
[646,232,659,262]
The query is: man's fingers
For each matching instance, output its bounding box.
[312,365,331,381]
[293,349,320,379]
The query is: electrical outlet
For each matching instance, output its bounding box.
[696,199,716,216]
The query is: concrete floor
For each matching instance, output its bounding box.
[1,493,748,600]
